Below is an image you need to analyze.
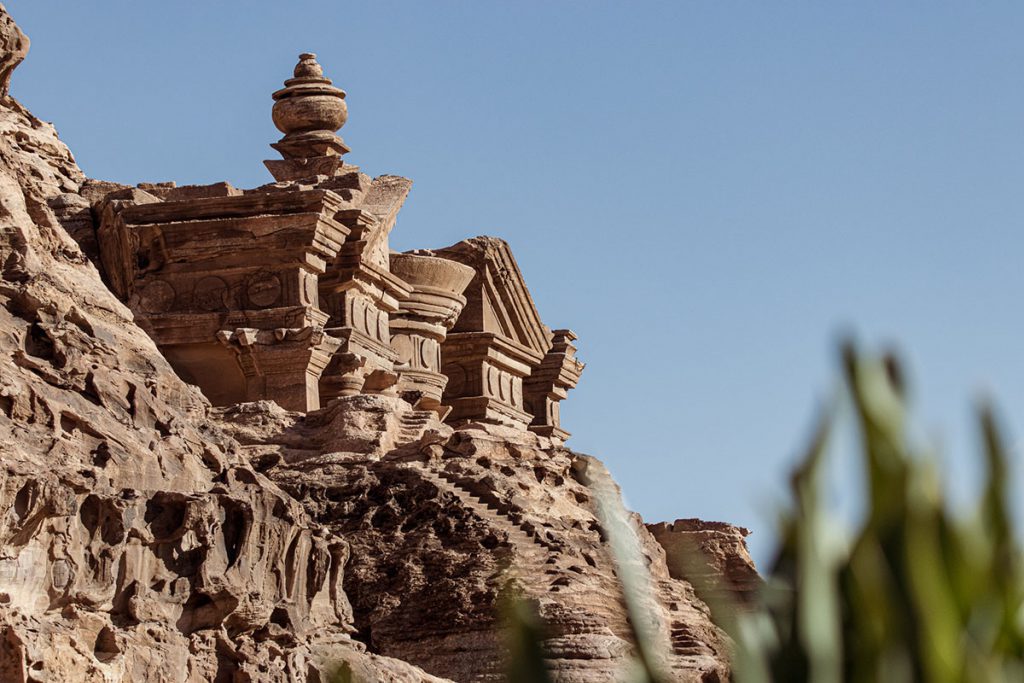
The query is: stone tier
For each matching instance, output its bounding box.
[97,189,351,411]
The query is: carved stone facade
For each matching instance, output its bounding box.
[95,54,584,441]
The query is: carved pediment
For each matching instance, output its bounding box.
[432,237,551,361]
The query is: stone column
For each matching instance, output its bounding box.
[218,326,341,412]
[389,253,475,417]
[318,209,409,403]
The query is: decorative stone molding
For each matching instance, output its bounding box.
[96,187,350,411]
[431,237,554,428]
[93,54,585,439]
[524,329,584,443]
[217,326,341,411]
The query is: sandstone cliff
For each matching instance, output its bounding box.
[0,6,755,682]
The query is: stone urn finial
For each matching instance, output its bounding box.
[270,52,349,161]
[293,52,323,79]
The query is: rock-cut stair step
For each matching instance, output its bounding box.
[437,470,563,553]
[415,466,558,574]
[396,410,436,445]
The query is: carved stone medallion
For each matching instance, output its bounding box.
[193,276,228,312]
[138,279,175,314]
[246,271,282,308]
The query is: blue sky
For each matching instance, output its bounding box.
[11,2,1024,563]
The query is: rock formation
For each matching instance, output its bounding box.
[647,520,761,609]
[0,5,757,681]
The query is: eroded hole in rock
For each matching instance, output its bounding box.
[233,468,257,485]
[110,579,139,626]
[4,293,38,322]
[144,495,187,540]
[370,507,397,530]
[270,607,290,629]
[283,535,301,597]
[93,626,119,663]
[79,495,100,535]
[218,500,247,568]
[154,419,171,438]
[79,495,125,545]
[179,591,239,634]
[24,322,55,363]
[353,624,372,649]
[13,482,33,521]
[125,384,138,422]
[92,441,112,467]
[59,412,77,435]
[82,372,103,406]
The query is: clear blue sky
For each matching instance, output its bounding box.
[11,2,1024,564]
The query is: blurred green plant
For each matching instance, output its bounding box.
[505,341,1024,682]
[731,342,1024,682]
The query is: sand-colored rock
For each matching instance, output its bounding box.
[0,6,751,681]
[0,6,449,680]
[647,519,762,608]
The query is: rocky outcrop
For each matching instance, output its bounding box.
[0,4,449,680]
[0,4,749,681]
[647,520,761,608]
[231,410,730,682]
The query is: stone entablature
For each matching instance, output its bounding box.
[97,187,351,412]
[94,54,585,442]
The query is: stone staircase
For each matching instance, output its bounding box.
[396,409,435,445]
[423,465,713,663]
[413,465,635,640]
[655,578,720,672]
[415,467,556,565]
[433,469,563,553]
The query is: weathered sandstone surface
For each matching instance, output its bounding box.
[0,5,757,682]
[647,520,761,609]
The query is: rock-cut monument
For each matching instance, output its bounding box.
[95,53,584,444]
[0,13,757,681]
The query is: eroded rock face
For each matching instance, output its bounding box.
[647,520,761,608]
[257,422,730,682]
[0,5,449,681]
[0,4,749,681]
